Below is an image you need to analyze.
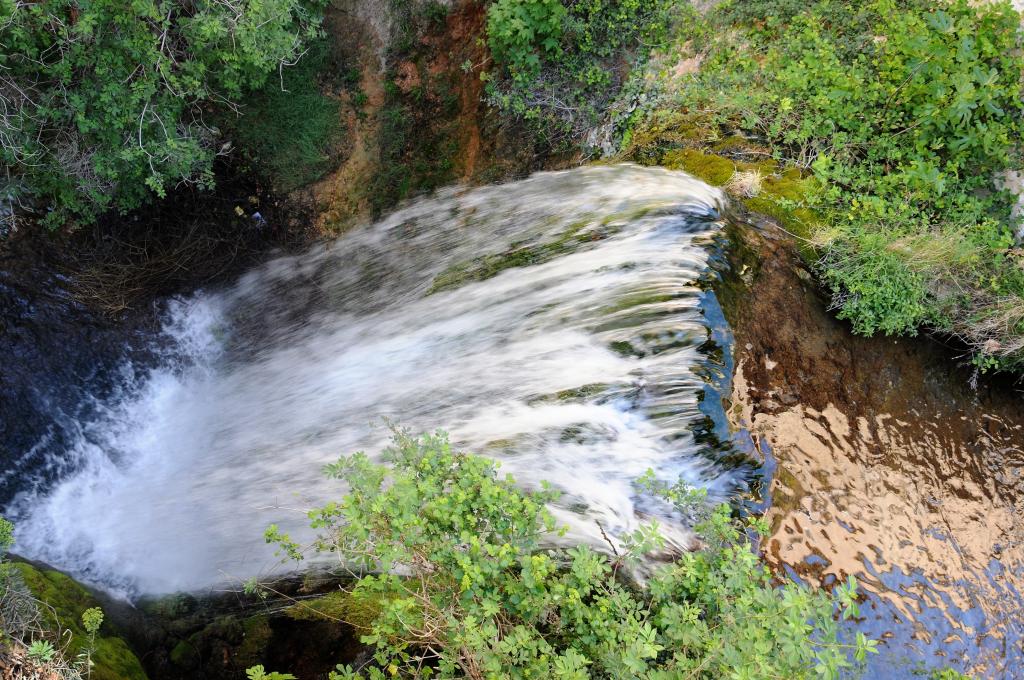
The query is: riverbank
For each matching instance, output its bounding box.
[629,0,1024,372]
[713,212,1024,677]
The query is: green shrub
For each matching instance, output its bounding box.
[485,0,676,147]
[0,0,327,229]
[261,430,876,679]
[486,0,567,71]
[651,0,1024,368]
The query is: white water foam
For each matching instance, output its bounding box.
[10,165,736,596]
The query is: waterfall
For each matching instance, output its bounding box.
[7,165,747,596]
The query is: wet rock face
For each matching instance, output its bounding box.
[135,582,367,680]
[5,559,366,680]
[0,235,159,507]
[718,216,1024,677]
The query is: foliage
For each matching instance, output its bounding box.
[259,430,875,679]
[0,520,129,680]
[367,6,463,217]
[246,666,297,680]
[0,0,327,230]
[486,0,567,71]
[27,639,58,663]
[485,0,676,148]
[9,563,145,680]
[225,39,345,193]
[929,670,972,680]
[644,0,1024,368]
[0,517,11,559]
[81,608,103,637]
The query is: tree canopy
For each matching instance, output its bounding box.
[0,0,326,231]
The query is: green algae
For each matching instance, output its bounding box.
[13,563,148,680]
[526,383,609,406]
[284,589,381,630]
[660,148,736,186]
[427,219,617,294]
[598,291,679,316]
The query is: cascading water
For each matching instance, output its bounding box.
[6,165,748,596]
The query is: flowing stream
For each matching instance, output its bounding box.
[6,165,746,596]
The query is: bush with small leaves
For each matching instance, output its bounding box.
[246,665,297,680]
[259,430,877,679]
[0,0,327,230]
[485,0,676,148]
[648,0,1024,369]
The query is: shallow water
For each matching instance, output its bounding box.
[721,221,1024,678]
[6,165,747,595]
[760,404,1024,676]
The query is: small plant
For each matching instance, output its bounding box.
[246,665,297,680]
[0,516,13,592]
[26,639,57,664]
[81,608,103,637]
[79,606,104,672]
[0,516,12,556]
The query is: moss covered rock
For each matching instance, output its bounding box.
[661,148,736,186]
[13,563,148,680]
[284,589,380,631]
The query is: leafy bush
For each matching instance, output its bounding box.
[648,0,1024,367]
[0,0,327,229]
[246,666,296,680]
[485,0,676,147]
[486,0,567,71]
[261,430,876,679]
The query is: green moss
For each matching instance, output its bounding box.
[626,110,719,164]
[427,219,612,294]
[13,563,148,680]
[526,383,609,405]
[660,148,735,186]
[139,592,197,620]
[745,172,822,261]
[598,291,677,315]
[169,637,200,669]
[237,615,273,667]
[285,590,380,630]
[609,340,644,358]
[652,137,822,258]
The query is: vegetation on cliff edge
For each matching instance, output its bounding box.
[255,430,876,679]
[628,0,1024,372]
[484,0,676,150]
[1,516,146,679]
[0,0,327,232]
